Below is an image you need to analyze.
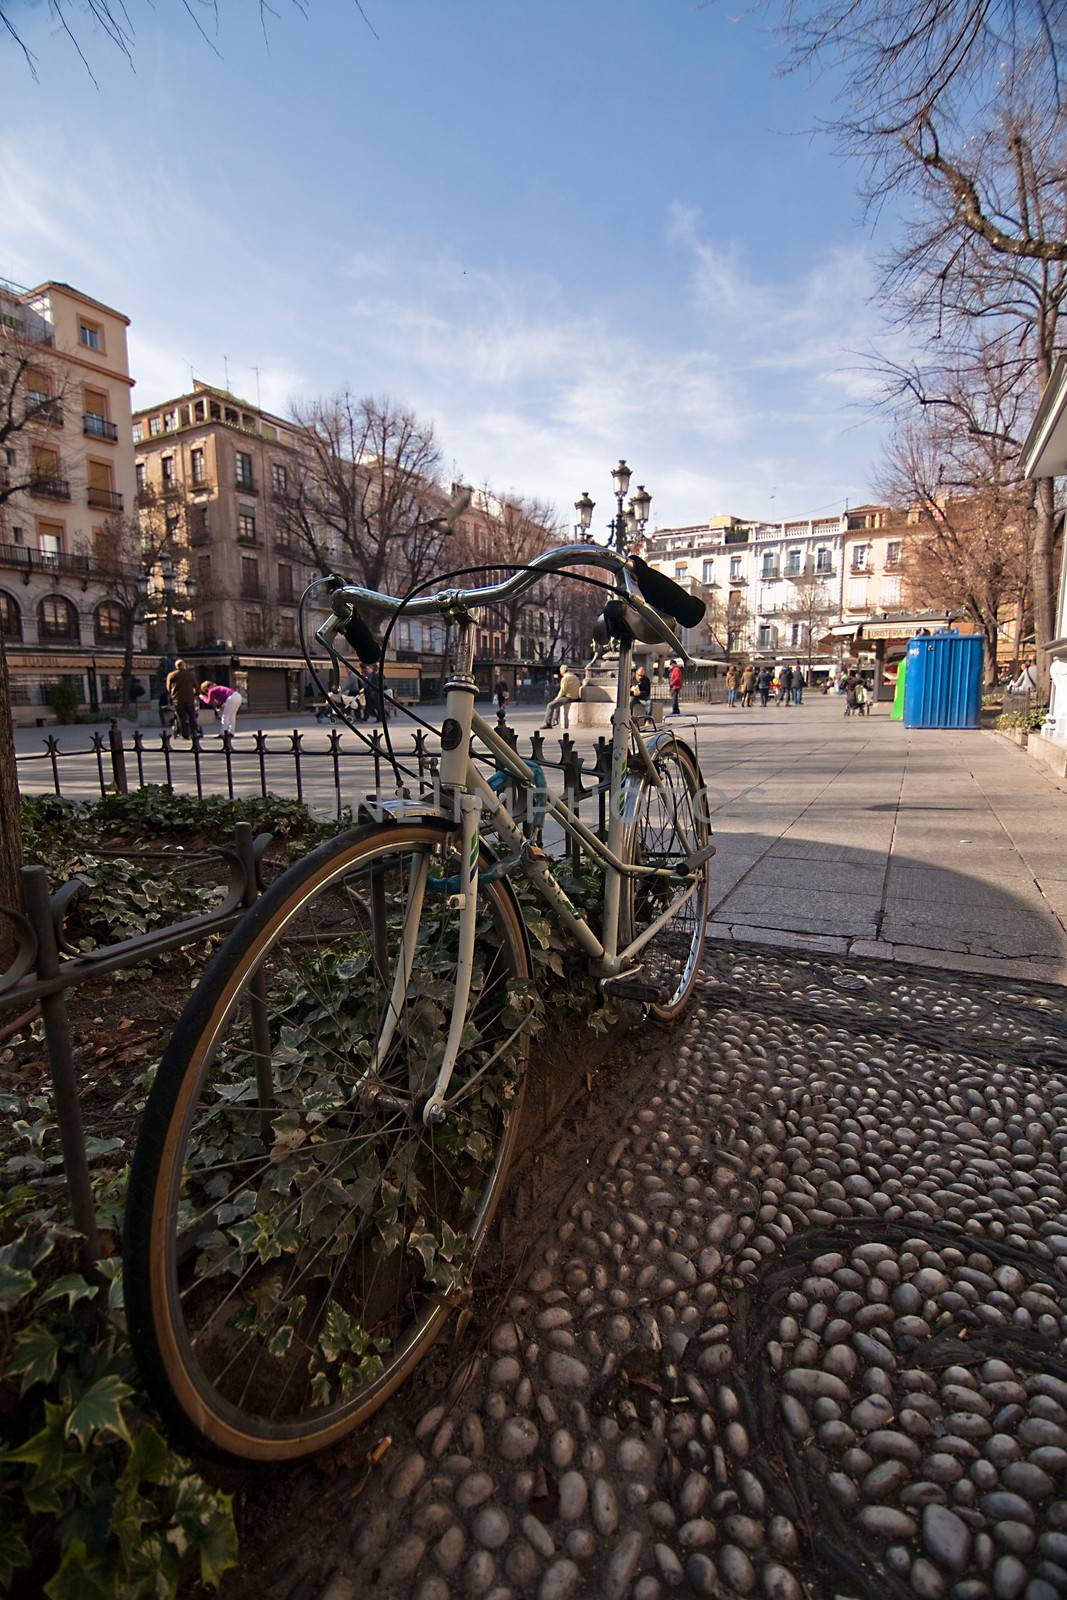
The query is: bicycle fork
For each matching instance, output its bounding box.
[422,790,481,1127]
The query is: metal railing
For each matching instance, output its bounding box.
[0,542,91,576]
[87,486,124,512]
[83,414,118,441]
[29,473,71,501]
[0,822,271,1266]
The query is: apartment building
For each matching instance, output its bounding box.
[133,382,327,713]
[0,278,146,722]
[840,503,910,623]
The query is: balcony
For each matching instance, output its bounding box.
[28,395,63,427]
[815,565,836,579]
[760,568,781,581]
[29,473,71,502]
[850,564,870,576]
[0,543,90,578]
[236,526,260,547]
[235,476,257,495]
[240,579,266,599]
[87,486,124,513]
[83,413,118,442]
[189,475,212,494]
[136,485,156,506]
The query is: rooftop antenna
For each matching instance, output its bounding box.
[222,354,230,391]
[251,365,262,411]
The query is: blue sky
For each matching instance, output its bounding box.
[2,0,905,530]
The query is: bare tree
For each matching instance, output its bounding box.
[287,394,448,595]
[0,320,74,958]
[782,569,837,672]
[879,356,1034,681]
[460,488,562,656]
[86,505,189,711]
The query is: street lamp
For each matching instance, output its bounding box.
[139,558,197,659]
[579,460,651,554]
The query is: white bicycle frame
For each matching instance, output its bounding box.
[316,545,708,1126]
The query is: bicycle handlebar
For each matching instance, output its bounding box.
[317,543,703,664]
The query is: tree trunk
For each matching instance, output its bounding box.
[1032,476,1057,699]
[0,643,23,970]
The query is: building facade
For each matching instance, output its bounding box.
[133,382,329,713]
[642,502,916,669]
[0,278,147,723]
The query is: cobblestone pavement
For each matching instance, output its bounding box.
[227,948,1067,1600]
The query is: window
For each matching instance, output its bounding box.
[37,524,62,564]
[194,400,206,421]
[191,447,206,484]
[161,456,175,488]
[761,552,778,578]
[278,613,296,647]
[209,402,221,421]
[272,463,288,493]
[816,547,832,574]
[882,576,902,606]
[197,555,211,589]
[235,451,254,489]
[886,541,901,566]
[852,545,868,570]
[163,410,178,432]
[702,560,715,584]
[0,592,21,640]
[729,556,742,581]
[225,407,239,424]
[148,416,162,437]
[674,563,688,579]
[38,595,79,641]
[95,601,125,643]
[199,609,215,643]
[238,512,257,543]
[278,563,293,601]
[132,422,143,444]
[241,555,260,594]
[243,607,264,644]
[790,623,801,647]
[757,624,776,649]
[79,321,102,350]
[786,548,801,576]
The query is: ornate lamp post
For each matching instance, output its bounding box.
[574,461,651,554]
[138,557,197,659]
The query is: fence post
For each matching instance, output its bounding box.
[20,865,100,1268]
[45,734,61,796]
[92,733,107,798]
[108,720,128,795]
[132,728,145,789]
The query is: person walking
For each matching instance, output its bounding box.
[544,663,581,730]
[740,661,755,708]
[854,678,869,716]
[778,664,794,706]
[757,666,772,708]
[494,676,510,717]
[631,665,654,728]
[200,679,243,737]
[793,665,805,705]
[668,658,684,716]
[844,672,858,717]
[165,659,200,740]
[725,663,738,709]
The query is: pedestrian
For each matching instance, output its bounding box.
[740,661,755,708]
[855,678,869,716]
[793,665,805,705]
[165,658,200,740]
[668,657,684,716]
[494,676,510,716]
[778,664,794,706]
[158,677,176,733]
[844,672,858,717]
[544,663,582,730]
[631,666,654,728]
[199,679,243,737]
[757,666,772,707]
[725,663,738,709]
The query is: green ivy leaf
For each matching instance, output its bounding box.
[8,1324,60,1394]
[43,1538,117,1600]
[37,1272,97,1312]
[65,1373,134,1449]
[0,1259,35,1311]
[0,1515,32,1589]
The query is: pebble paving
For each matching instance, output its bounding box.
[260,950,1067,1600]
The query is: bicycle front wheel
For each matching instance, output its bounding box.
[621,735,710,1024]
[125,819,532,1462]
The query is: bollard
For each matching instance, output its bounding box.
[20,866,100,1267]
[108,720,128,795]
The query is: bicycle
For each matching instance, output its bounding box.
[124,543,712,1463]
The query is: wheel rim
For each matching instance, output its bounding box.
[148,829,530,1451]
[626,744,709,1012]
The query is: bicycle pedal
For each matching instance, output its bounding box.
[601,970,670,1004]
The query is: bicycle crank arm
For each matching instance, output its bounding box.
[599,969,671,1005]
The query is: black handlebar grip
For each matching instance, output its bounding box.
[342,610,382,664]
[629,554,707,629]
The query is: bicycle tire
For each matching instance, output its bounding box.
[621,735,710,1024]
[125,819,531,1463]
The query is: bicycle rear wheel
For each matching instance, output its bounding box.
[125,819,531,1462]
[621,735,710,1024]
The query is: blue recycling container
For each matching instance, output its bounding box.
[903,631,983,729]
